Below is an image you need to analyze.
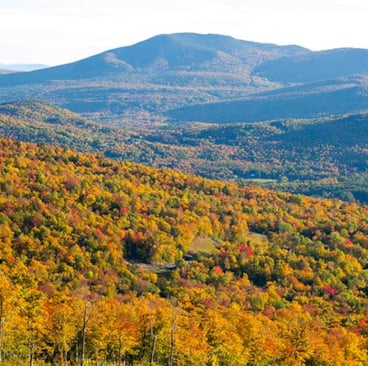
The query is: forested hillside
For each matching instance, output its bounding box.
[168,81,368,123]
[2,100,368,202]
[0,137,368,364]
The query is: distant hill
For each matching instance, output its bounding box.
[254,48,368,83]
[168,82,368,123]
[0,99,88,123]
[0,33,308,85]
[1,34,368,203]
[0,99,133,155]
[0,63,48,72]
[2,99,368,202]
[0,69,14,75]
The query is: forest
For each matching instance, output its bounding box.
[0,137,368,364]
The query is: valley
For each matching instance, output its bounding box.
[0,33,368,204]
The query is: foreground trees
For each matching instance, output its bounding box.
[0,287,366,365]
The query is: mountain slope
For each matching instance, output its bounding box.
[254,48,368,82]
[168,82,368,123]
[0,136,368,364]
[0,99,144,160]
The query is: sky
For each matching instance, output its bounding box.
[1,0,368,66]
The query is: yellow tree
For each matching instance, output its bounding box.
[15,287,48,366]
[87,298,140,365]
[174,309,209,365]
[227,302,283,366]
[0,269,19,363]
[202,308,248,366]
[45,294,80,365]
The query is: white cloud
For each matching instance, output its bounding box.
[0,0,368,64]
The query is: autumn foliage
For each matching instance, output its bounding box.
[0,137,368,364]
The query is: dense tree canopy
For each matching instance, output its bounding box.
[0,137,368,364]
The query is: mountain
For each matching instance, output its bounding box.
[0,63,48,72]
[0,69,14,75]
[0,33,368,124]
[1,33,368,124]
[1,135,368,364]
[1,34,368,202]
[0,33,310,123]
[0,33,308,85]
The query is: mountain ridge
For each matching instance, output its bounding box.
[0,33,310,86]
[0,32,368,125]
[255,47,368,82]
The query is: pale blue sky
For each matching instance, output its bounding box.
[1,0,367,65]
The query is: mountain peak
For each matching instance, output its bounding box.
[0,33,310,86]
[111,32,308,68]
[110,33,220,68]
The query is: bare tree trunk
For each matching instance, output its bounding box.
[168,307,177,366]
[81,304,87,366]
[76,340,79,365]
[150,334,157,365]
[168,317,176,366]
[118,338,122,366]
[28,338,34,366]
[58,343,64,366]
[0,295,3,364]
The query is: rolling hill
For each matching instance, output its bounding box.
[1,99,368,202]
[168,81,368,123]
[254,48,368,83]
